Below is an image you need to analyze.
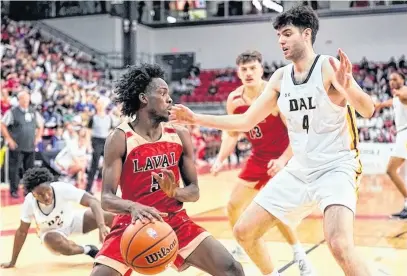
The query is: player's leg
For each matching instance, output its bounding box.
[317,169,371,276]
[234,169,313,275]
[42,231,98,257]
[386,156,407,218]
[184,236,245,276]
[89,264,123,276]
[323,205,371,275]
[226,179,258,228]
[82,208,116,233]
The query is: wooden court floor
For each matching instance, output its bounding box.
[1,170,407,276]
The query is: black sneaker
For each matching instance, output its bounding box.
[85,245,99,258]
[390,208,407,219]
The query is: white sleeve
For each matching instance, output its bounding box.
[53,182,86,204]
[20,196,34,223]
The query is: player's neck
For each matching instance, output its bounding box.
[292,49,317,73]
[244,82,264,99]
[131,116,163,141]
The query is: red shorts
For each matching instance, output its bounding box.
[95,209,211,275]
[238,156,271,190]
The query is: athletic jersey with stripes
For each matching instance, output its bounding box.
[278,54,361,180]
[117,122,184,213]
[393,95,407,133]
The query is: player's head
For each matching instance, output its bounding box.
[115,63,172,122]
[273,4,319,61]
[236,50,264,87]
[389,71,406,91]
[23,168,55,205]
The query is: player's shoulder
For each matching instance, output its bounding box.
[23,192,35,204]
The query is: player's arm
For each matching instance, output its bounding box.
[101,129,167,222]
[174,126,200,202]
[326,53,375,118]
[214,93,240,165]
[375,99,393,110]
[1,198,33,268]
[80,192,106,230]
[171,69,283,132]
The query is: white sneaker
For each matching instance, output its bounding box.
[294,252,315,276]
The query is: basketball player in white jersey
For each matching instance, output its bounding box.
[170,5,375,276]
[211,50,313,275]
[0,168,115,269]
[375,72,407,219]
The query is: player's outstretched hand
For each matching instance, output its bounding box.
[1,262,15,269]
[130,203,168,224]
[152,169,179,198]
[267,158,285,177]
[329,48,353,94]
[169,104,197,125]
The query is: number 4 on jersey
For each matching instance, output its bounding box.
[303,115,309,133]
[151,173,163,192]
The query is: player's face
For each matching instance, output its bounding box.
[147,78,173,122]
[237,61,264,87]
[32,184,54,205]
[277,25,309,61]
[389,73,403,90]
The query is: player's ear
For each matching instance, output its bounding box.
[139,93,148,104]
[303,28,312,42]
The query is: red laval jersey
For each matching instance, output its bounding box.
[117,122,183,213]
[233,104,289,163]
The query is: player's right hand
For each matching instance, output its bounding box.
[1,262,15,269]
[210,160,223,176]
[130,203,168,224]
[169,104,196,125]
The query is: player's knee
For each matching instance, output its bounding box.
[233,221,251,242]
[326,232,353,261]
[90,263,121,276]
[218,256,244,276]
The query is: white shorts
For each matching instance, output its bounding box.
[254,166,361,228]
[40,209,87,244]
[392,130,407,159]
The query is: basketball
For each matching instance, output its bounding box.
[120,220,179,275]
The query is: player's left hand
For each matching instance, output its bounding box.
[330,49,353,93]
[152,169,179,197]
[267,158,285,177]
[98,225,110,243]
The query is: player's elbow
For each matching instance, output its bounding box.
[359,104,375,119]
[190,185,200,202]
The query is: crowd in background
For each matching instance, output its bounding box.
[1,17,406,196]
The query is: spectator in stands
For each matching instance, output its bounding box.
[1,91,43,198]
[86,96,114,194]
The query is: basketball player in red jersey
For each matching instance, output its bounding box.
[211,51,313,275]
[90,64,245,276]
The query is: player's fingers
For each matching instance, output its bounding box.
[329,57,338,72]
[267,160,275,168]
[162,169,175,182]
[151,172,163,184]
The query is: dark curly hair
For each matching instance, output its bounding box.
[23,167,55,192]
[114,63,165,118]
[273,4,319,45]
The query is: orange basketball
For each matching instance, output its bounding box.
[120,220,179,275]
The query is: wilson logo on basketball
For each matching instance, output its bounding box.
[144,239,177,264]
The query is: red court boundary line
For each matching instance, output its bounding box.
[0,214,391,237]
